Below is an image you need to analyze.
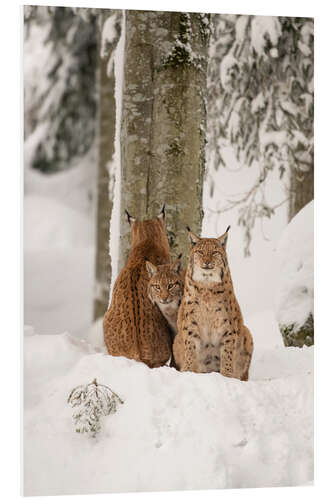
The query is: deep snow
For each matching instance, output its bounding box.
[24,321,313,496]
[275,201,314,330]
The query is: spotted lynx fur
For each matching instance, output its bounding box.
[173,227,253,380]
[146,256,184,339]
[103,207,172,368]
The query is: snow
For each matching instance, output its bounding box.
[251,92,266,114]
[235,15,248,43]
[275,201,314,330]
[24,159,96,338]
[108,11,125,297]
[101,14,119,60]
[24,318,313,496]
[24,195,93,251]
[219,54,239,91]
[250,16,282,56]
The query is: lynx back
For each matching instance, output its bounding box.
[103,207,173,368]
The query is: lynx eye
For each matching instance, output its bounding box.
[212,251,220,256]
[168,283,175,289]
[196,250,203,255]
[153,284,160,290]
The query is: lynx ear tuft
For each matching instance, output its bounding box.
[187,227,200,246]
[217,226,230,247]
[146,260,157,278]
[157,204,166,221]
[125,209,136,226]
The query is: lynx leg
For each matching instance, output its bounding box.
[233,326,253,381]
[220,337,236,378]
[181,335,200,372]
[172,333,183,370]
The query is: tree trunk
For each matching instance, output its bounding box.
[288,163,314,221]
[118,11,210,270]
[93,17,117,320]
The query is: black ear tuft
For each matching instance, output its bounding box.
[226,225,231,233]
[125,209,136,226]
[157,204,166,220]
[186,225,191,232]
[125,209,131,223]
[177,253,182,260]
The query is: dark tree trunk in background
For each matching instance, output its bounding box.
[288,163,314,221]
[118,10,210,270]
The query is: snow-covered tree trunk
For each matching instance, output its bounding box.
[118,11,210,269]
[93,15,117,320]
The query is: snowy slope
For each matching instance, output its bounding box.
[24,311,313,495]
[24,319,313,496]
[275,201,314,330]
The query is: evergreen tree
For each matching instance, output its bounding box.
[24,6,98,174]
[207,15,314,255]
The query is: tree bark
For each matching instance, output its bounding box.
[288,163,314,221]
[93,18,117,320]
[118,11,209,270]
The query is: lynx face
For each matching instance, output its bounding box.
[146,260,183,306]
[187,226,230,283]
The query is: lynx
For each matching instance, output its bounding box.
[146,255,184,338]
[173,226,253,380]
[103,206,172,368]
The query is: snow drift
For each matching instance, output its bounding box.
[275,201,314,346]
[24,322,313,496]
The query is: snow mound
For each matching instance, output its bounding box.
[275,201,313,333]
[24,331,99,408]
[24,331,313,495]
[86,317,107,350]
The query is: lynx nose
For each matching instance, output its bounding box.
[201,262,211,269]
[160,293,169,303]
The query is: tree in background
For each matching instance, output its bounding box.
[118,11,210,270]
[24,6,98,174]
[93,10,121,320]
[207,15,314,256]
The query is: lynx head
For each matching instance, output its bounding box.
[186,226,231,284]
[125,204,169,250]
[146,255,184,306]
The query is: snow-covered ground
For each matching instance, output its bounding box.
[24,320,313,496]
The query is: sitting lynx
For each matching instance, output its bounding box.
[173,226,253,380]
[146,255,184,338]
[103,206,172,368]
